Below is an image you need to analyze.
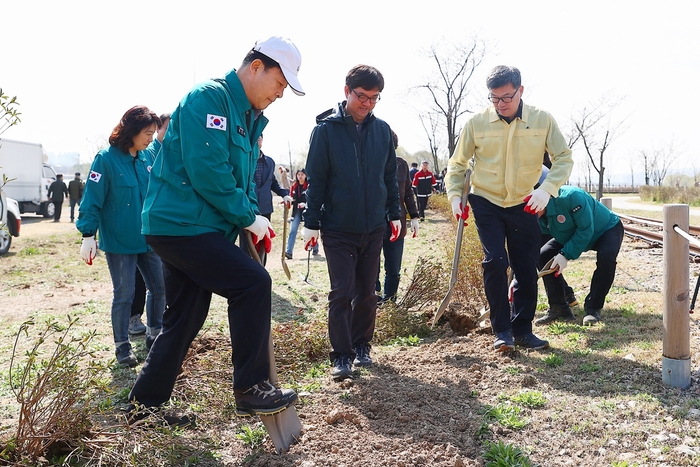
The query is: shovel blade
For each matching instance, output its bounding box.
[432,287,454,328]
[260,406,303,453]
[282,261,292,280]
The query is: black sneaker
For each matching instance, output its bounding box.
[353,343,372,367]
[583,309,602,326]
[566,292,579,307]
[123,404,196,427]
[284,252,293,260]
[331,355,354,381]
[493,331,515,352]
[234,381,298,417]
[514,333,550,350]
[534,304,575,325]
[115,343,138,367]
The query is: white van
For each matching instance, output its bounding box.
[0,138,57,217]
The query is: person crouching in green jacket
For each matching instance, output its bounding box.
[534,185,624,326]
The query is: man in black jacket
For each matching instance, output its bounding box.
[304,64,401,381]
[47,174,68,222]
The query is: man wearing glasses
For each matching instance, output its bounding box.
[445,65,573,352]
[303,64,401,381]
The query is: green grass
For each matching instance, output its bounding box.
[510,390,546,408]
[482,440,534,467]
[481,403,528,430]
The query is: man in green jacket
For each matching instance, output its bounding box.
[127,36,304,422]
[535,185,624,326]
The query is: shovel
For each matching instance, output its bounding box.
[280,203,291,279]
[431,168,472,327]
[245,232,302,453]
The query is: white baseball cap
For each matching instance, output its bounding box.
[253,36,304,96]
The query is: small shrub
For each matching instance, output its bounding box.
[236,424,267,449]
[481,403,528,430]
[482,440,534,467]
[511,390,546,408]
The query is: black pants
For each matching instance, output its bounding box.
[322,227,384,362]
[416,196,429,218]
[540,220,624,311]
[469,194,541,337]
[129,232,271,407]
[131,270,147,317]
[53,200,63,221]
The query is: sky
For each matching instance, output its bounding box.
[2,0,698,185]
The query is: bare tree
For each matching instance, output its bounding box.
[649,138,678,186]
[571,93,628,200]
[414,36,488,164]
[638,149,651,185]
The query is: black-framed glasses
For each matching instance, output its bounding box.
[488,88,519,104]
[351,89,381,104]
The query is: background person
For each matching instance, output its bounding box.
[284,169,317,259]
[67,172,84,223]
[445,65,573,352]
[130,112,171,336]
[376,130,419,303]
[126,36,304,421]
[412,161,437,221]
[76,105,165,367]
[534,185,624,326]
[47,174,68,222]
[303,64,401,381]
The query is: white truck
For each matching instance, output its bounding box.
[0,138,57,217]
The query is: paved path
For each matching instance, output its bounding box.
[607,196,700,217]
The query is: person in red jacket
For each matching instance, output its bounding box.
[412,161,437,220]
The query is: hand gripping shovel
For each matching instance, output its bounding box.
[281,203,292,279]
[245,232,302,453]
[431,168,472,328]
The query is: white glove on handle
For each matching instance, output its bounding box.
[550,253,568,277]
[451,196,463,220]
[244,215,272,243]
[302,227,319,251]
[283,195,293,209]
[410,218,419,238]
[524,188,550,214]
[80,236,97,265]
[389,220,402,242]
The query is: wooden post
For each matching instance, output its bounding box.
[662,204,691,389]
[600,197,612,210]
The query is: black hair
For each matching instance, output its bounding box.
[241,50,281,71]
[346,64,384,92]
[109,105,161,154]
[486,65,521,90]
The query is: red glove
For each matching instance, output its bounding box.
[389,220,401,242]
[251,227,276,254]
[523,195,536,214]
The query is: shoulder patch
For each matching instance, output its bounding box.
[206,114,227,131]
[88,170,102,183]
[571,205,582,213]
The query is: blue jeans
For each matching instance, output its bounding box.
[105,251,165,346]
[286,211,317,256]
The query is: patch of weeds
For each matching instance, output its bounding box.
[503,366,520,376]
[546,322,580,335]
[273,319,330,382]
[305,362,328,379]
[388,334,421,346]
[511,390,546,408]
[599,400,616,412]
[300,381,321,393]
[636,340,655,350]
[573,348,592,357]
[482,440,534,467]
[619,304,636,318]
[579,363,601,373]
[611,461,639,467]
[339,391,351,401]
[609,327,631,337]
[609,286,628,295]
[236,424,267,449]
[481,403,528,430]
[469,390,479,398]
[542,354,563,367]
[591,339,615,350]
[19,246,40,256]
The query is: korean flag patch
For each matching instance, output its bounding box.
[207,114,227,131]
[89,170,102,183]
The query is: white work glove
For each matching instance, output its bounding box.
[389,220,402,242]
[80,236,97,265]
[283,195,293,209]
[298,202,306,209]
[524,188,550,214]
[450,196,470,225]
[549,253,568,277]
[410,218,419,238]
[244,215,275,253]
[302,227,319,251]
